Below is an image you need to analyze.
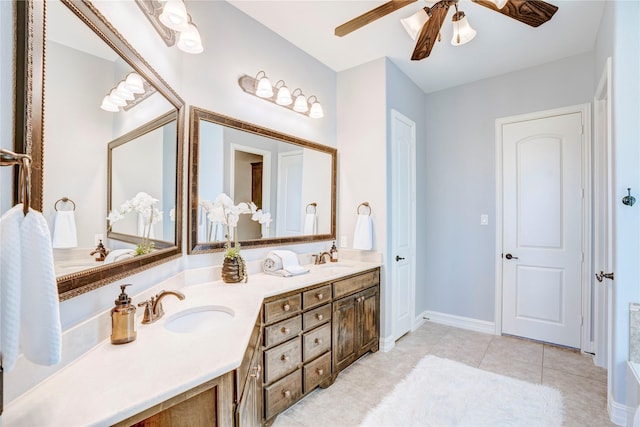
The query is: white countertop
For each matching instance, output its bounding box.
[3,261,380,427]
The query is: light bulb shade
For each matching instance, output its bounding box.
[100,95,119,112]
[400,8,430,41]
[488,0,508,9]
[276,85,292,105]
[159,0,190,31]
[177,23,204,54]
[116,81,135,101]
[256,76,274,98]
[451,12,477,46]
[293,94,308,113]
[124,73,145,94]
[309,101,324,119]
[108,89,127,106]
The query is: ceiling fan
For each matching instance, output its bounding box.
[335,0,558,61]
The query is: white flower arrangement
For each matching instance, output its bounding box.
[199,193,272,258]
[107,191,162,255]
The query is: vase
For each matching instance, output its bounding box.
[222,254,248,283]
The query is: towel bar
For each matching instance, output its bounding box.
[357,202,372,216]
[54,197,76,211]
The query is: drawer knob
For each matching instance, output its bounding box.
[316,293,324,300]
[314,338,323,345]
[283,303,291,312]
[316,368,324,376]
[281,327,290,334]
[282,389,291,398]
[281,354,290,362]
[316,314,323,321]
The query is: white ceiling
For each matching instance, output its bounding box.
[227,0,605,94]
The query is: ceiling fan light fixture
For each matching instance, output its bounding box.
[451,11,477,46]
[487,0,509,10]
[255,71,274,98]
[400,8,430,41]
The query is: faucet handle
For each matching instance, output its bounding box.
[137,300,154,324]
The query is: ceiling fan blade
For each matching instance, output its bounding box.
[335,0,416,37]
[411,2,451,61]
[472,0,558,27]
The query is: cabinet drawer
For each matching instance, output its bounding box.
[264,294,302,324]
[303,351,331,393]
[264,315,301,348]
[302,323,331,363]
[302,284,331,310]
[264,338,301,384]
[333,270,379,299]
[264,369,302,420]
[303,304,331,330]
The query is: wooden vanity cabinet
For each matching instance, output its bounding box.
[332,271,380,374]
[235,311,263,427]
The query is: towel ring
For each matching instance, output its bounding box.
[306,202,317,214]
[357,202,372,216]
[55,197,76,211]
[0,149,32,215]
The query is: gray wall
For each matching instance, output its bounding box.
[422,52,594,322]
[1,0,14,214]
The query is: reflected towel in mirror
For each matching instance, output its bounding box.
[103,248,136,264]
[303,213,317,235]
[52,210,78,248]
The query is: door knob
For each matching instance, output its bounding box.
[504,253,519,260]
[596,271,614,282]
[395,255,405,262]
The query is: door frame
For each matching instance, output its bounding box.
[390,109,416,341]
[494,103,592,352]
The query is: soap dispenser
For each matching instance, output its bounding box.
[330,240,338,262]
[111,284,137,345]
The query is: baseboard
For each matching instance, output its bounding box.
[380,335,395,353]
[421,310,496,335]
[609,395,628,426]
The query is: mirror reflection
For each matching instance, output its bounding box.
[189,107,336,253]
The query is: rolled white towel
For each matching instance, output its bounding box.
[353,213,373,250]
[263,252,284,272]
[103,248,136,264]
[52,210,78,249]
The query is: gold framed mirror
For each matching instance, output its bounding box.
[188,107,337,253]
[15,0,184,300]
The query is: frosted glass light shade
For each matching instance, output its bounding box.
[108,89,127,107]
[293,94,308,113]
[116,82,134,101]
[100,96,119,112]
[309,101,324,119]
[124,73,145,94]
[488,0,508,9]
[256,76,274,98]
[159,0,189,31]
[400,8,430,41]
[177,23,203,54]
[451,12,476,46]
[276,85,292,105]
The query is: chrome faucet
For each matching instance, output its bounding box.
[313,252,332,265]
[138,290,185,324]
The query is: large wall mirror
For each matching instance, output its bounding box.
[188,107,337,253]
[15,0,184,300]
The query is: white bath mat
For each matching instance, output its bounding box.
[360,355,564,427]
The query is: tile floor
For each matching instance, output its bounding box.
[273,321,614,427]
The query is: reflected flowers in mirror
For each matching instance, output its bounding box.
[107,191,162,255]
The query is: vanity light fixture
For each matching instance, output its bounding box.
[238,73,324,119]
[135,0,203,54]
[100,72,156,113]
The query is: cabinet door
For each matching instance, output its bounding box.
[236,342,263,427]
[358,286,380,356]
[332,295,358,372]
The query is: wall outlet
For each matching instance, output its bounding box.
[94,234,104,245]
[480,214,489,226]
[340,235,348,248]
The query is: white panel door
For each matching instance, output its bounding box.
[390,109,416,341]
[276,152,303,236]
[502,112,583,348]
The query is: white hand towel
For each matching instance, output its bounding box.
[20,207,62,366]
[353,213,373,250]
[52,210,78,248]
[1,205,25,371]
[263,253,284,272]
[303,213,317,235]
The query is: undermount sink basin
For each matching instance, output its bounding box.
[164,305,235,334]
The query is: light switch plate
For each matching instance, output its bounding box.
[480,214,489,225]
[340,235,348,248]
